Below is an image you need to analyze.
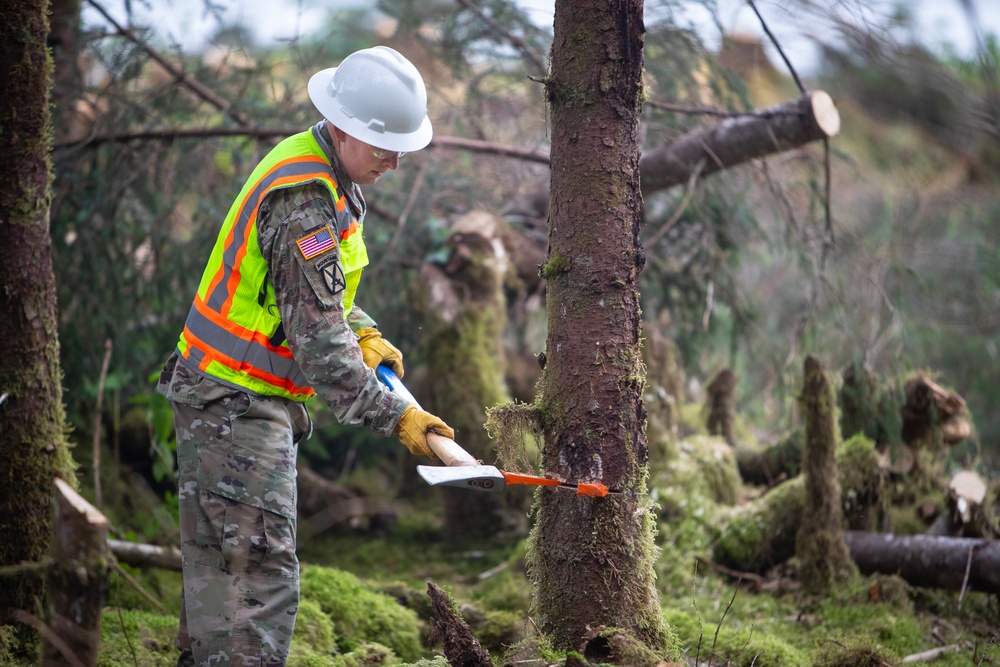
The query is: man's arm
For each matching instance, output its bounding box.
[258,183,407,437]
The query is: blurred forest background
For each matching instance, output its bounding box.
[28,0,1000,663]
[53,0,999,490]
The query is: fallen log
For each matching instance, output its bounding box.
[109,539,181,571]
[714,435,883,571]
[844,532,1000,594]
[735,429,802,487]
[639,90,841,195]
[44,478,111,667]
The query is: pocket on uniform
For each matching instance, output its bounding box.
[193,445,298,577]
[197,445,296,520]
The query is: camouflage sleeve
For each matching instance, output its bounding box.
[346,304,378,332]
[257,182,408,437]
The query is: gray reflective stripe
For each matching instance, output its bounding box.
[207,159,337,311]
[184,304,309,388]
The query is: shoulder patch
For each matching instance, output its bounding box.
[317,256,347,295]
[296,225,337,260]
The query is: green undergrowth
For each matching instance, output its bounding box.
[77,431,1000,667]
[658,568,996,667]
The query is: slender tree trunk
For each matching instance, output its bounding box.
[531,0,672,659]
[0,0,77,630]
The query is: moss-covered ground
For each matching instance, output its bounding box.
[3,438,996,667]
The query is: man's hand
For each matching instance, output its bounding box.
[394,405,455,459]
[357,327,404,378]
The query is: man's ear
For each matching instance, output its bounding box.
[328,123,347,144]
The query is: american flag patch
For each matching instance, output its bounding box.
[297,226,337,260]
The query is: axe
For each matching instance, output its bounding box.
[376,365,611,498]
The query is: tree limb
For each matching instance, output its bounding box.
[639,90,841,195]
[85,0,252,127]
[55,127,553,163]
[456,0,547,76]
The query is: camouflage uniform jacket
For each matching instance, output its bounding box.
[159,123,408,437]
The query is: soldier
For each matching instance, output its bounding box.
[157,46,452,667]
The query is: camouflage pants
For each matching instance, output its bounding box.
[172,390,311,667]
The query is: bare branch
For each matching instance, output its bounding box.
[643,157,705,247]
[371,157,430,277]
[10,609,86,667]
[747,0,805,94]
[456,0,548,76]
[56,127,552,163]
[85,0,253,127]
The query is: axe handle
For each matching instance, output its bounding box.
[376,365,479,467]
[426,432,479,467]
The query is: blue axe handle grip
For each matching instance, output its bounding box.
[376,365,420,408]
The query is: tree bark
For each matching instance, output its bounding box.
[844,532,1000,594]
[705,369,736,446]
[795,356,857,591]
[531,0,671,659]
[43,479,110,667]
[0,0,77,625]
[639,90,841,194]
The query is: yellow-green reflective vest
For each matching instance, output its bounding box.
[176,128,368,400]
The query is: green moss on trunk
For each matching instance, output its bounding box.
[0,0,77,635]
[795,355,857,593]
[533,0,671,658]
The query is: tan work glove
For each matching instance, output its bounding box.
[394,405,455,459]
[357,327,404,378]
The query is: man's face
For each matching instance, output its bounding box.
[330,125,401,185]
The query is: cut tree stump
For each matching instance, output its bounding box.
[43,478,111,667]
[844,532,1000,594]
[926,470,994,538]
[427,581,492,667]
[901,375,971,447]
[640,90,841,195]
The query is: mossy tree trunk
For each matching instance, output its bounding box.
[417,216,526,541]
[795,355,856,592]
[705,369,736,446]
[0,0,77,631]
[530,0,672,659]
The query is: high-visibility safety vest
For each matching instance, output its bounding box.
[176,127,368,401]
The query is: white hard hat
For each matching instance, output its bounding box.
[308,46,433,153]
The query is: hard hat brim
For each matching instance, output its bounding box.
[308,67,433,154]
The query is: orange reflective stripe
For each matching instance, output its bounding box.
[193,296,295,359]
[335,196,346,213]
[340,220,359,241]
[182,324,314,397]
[220,168,339,318]
[202,155,334,313]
